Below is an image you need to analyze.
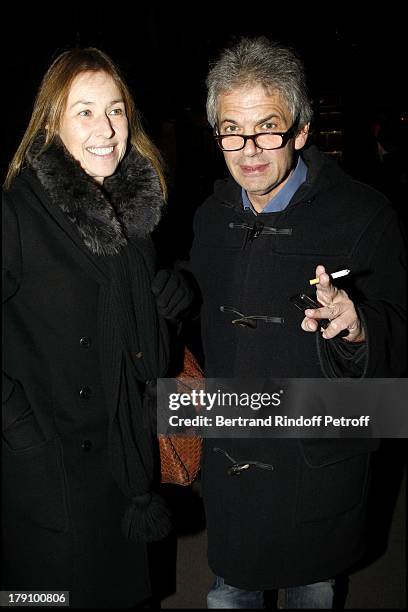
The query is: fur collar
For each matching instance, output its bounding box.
[27,135,164,255]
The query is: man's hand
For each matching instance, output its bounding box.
[151,269,193,321]
[301,265,365,342]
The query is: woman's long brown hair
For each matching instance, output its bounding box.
[4,47,167,198]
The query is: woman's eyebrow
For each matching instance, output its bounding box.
[70,98,124,109]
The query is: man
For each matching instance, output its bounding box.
[187,37,406,608]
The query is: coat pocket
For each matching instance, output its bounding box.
[295,448,371,524]
[299,438,379,468]
[3,406,45,450]
[2,437,69,533]
[2,377,45,450]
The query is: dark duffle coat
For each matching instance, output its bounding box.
[189,145,406,589]
[2,141,169,608]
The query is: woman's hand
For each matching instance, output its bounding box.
[151,269,194,321]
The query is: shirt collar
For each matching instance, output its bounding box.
[242,155,308,215]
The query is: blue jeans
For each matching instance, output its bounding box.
[207,575,335,609]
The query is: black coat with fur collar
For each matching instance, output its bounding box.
[2,141,168,608]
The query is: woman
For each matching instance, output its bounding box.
[2,47,173,608]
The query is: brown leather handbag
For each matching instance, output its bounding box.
[159,347,203,486]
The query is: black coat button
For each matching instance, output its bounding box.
[79,386,92,399]
[81,439,92,451]
[80,337,92,348]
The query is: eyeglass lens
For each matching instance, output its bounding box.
[219,133,284,151]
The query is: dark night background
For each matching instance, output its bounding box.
[2,9,407,607]
[3,9,408,262]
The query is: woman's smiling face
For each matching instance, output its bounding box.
[58,70,129,184]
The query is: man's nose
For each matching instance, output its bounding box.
[242,136,261,155]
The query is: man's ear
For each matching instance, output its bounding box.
[294,123,310,151]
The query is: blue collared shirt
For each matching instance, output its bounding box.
[242,156,308,214]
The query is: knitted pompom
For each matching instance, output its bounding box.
[122,492,172,542]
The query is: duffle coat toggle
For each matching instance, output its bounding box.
[229,221,293,250]
[213,447,275,475]
[220,306,285,329]
[219,305,284,328]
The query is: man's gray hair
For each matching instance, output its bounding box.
[206,37,313,129]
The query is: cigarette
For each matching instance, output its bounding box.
[309,269,350,285]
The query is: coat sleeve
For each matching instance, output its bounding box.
[2,190,30,414]
[318,206,406,378]
[170,205,204,322]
